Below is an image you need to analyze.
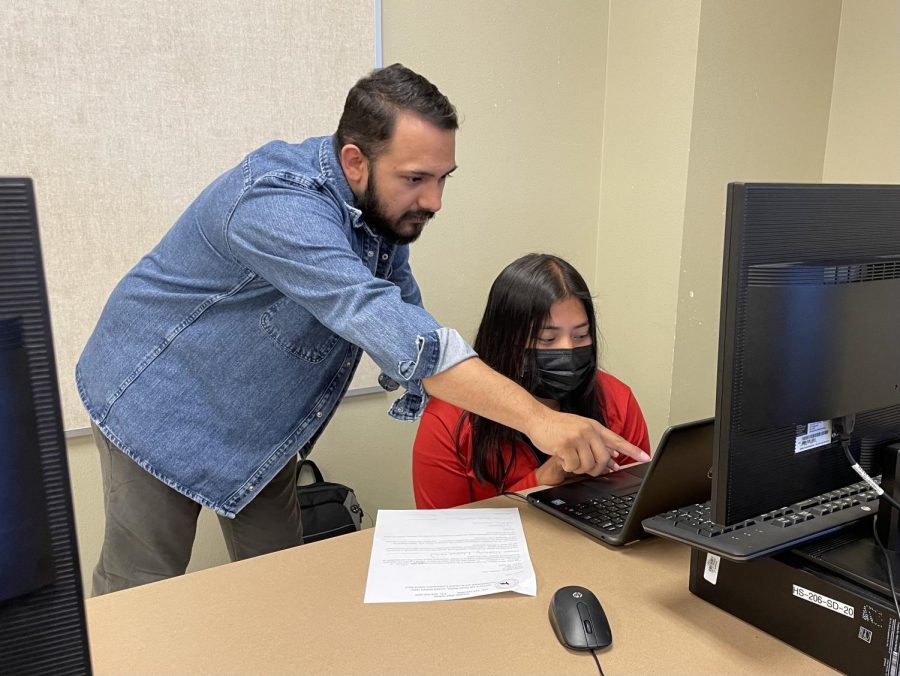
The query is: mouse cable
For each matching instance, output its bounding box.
[503,489,607,675]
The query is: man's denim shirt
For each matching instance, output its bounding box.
[76,137,475,518]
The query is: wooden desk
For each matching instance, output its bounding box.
[85,496,835,675]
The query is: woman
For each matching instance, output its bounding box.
[413,253,651,509]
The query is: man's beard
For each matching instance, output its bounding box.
[357,171,434,245]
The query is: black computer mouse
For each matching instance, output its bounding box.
[548,586,612,651]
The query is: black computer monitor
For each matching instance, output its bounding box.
[712,182,900,527]
[0,178,92,674]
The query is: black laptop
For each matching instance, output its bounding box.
[526,418,714,545]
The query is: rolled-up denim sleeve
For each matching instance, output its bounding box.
[380,246,477,418]
[226,178,474,419]
[387,327,476,421]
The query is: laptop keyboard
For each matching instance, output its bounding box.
[555,492,637,534]
[642,478,881,561]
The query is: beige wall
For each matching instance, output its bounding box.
[824,0,900,183]
[384,0,608,327]
[67,0,900,593]
[595,1,701,445]
[669,0,843,423]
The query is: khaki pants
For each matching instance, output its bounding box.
[91,425,303,596]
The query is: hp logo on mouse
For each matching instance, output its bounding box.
[572,591,583,598]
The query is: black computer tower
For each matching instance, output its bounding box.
[688,544,900,675]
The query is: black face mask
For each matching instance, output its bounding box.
[525,345,595,400]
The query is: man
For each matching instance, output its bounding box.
[78,64,648,595]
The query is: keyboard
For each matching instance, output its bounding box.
[557,492,637,535]
[641,479,881,561]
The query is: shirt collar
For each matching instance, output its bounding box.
[319,136,360,218]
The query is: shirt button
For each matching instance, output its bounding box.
[248,485,255,492]
[316,411,323,418]
[381,253,389,261]
[367,250,374,257]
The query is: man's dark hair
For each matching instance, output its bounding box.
[335,63,458,160]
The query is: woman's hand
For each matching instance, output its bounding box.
[534,456,586,487]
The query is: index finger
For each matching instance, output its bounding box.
[594,423,650,463]
[612,437,650,462]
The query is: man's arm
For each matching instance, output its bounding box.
[422,357,650,475]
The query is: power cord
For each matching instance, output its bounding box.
[837,415,900,624]
[872,515,900,623]
[838,419,900,512]
[501,491,530,505]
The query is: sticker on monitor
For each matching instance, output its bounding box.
[794,420,833,454]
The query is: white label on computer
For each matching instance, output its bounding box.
[792,584,855,618]
[703,553,720,585]
[794,420,833,454]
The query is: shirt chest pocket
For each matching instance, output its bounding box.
[260,298,340,363]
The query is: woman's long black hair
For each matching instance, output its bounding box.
[458,253,606,491]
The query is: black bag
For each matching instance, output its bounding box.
[295,458,364,544]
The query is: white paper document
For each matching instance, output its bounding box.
[363,508,537,603]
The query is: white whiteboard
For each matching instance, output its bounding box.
[0,1,379,431]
